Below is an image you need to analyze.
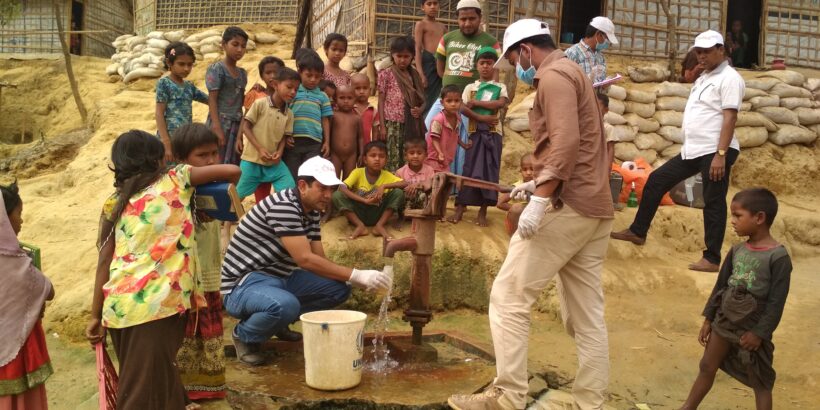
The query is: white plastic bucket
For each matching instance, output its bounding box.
[300,310,367,390]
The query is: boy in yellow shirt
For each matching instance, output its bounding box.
[332,140,407,240]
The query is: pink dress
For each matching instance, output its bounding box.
[424,111,462,172]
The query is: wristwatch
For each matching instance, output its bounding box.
[717,149,726,157]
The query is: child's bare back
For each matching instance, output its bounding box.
[331,85,362,179]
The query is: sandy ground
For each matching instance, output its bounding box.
[1,24,819,409]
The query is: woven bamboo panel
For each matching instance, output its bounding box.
[764,0,819,68]
[135,0,299,34]
[512,0,560,34]
[310,0,368,57]
[0,0,67,55]
[606,0,723,60]
[372,0,509,55]
[83,0,133,57]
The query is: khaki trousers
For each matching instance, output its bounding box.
[489,205,612,409]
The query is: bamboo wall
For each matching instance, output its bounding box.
[0,0,67,55]
[135,0,299,35]
[763,0,820,67]
[84,0,133,57]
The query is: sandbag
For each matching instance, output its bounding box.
[199,43,222,55]
[125,35,147,48]
[744,77,780,91]
[661,143,681,158]
[658,126,683,143]
[255,32,280,44]
[184,29,221,44]
[506,92,536,118]
[147,31,165,39]
[769,82,811,98]
[608,99,625,115]
[611,158,674,205]
[655,96,687,111]
[144,47,165,56]
[164,30,185,42]
[768,124,817,145]
[604,111,627,125]
[200,35,223,46]
[508,117,530,132]
[614,142,639,161]
[628,64,669,83]
[114,33,133,43]
[795,107,820,125]
[637,149,658,164]
[759,70,806,86]
[749,95,779,109]
[780,97,813,110]
[203,52,221,60]
[624,100,656,118]
[805,78,820,92]
[607,85,627,100]
[735,127,768,148]
[132,44,146,53]
[653,110,683,127]
[635,132,672,151]
[611,124,638,142]
[123,67,163,83]
[656,81,691,98]
[623,113,660,133]
[741,102,752,112]
[246,39,257,50]
[105,63,119,76]
[742,87,768,100]
[626,88,657,104]
[756,106,799,126]
[736,111,778,132]
[810,124,820,138]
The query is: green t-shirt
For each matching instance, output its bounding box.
[436,30,500,91]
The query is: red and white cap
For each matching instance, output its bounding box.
[495,19,551,69]
[297,156,343,186]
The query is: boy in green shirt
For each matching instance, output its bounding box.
[332,141,407,240]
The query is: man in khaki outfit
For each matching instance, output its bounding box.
[447,19,614,410]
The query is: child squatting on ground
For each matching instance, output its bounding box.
[332,141,407,240]
[330,84,363,180]
[155,42,209,164]
[86,130,240,409]
[448,46,509,227]
[0,181,55,410]
[680,188,792,410]
[237,67,301,202]
[283,50,334,179]
[496,153,534,236]
[425,85,472,177]
[377,36,426,172]
[206,26,249,165]
[170,123,230,403]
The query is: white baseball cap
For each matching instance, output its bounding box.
[456,0,481,10]
[297,156,344,186]
[691,30,724,50]
[495,19,551,69]
[590,16,618,45]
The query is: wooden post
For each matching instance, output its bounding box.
[659,0,679,81]
[293,0,313,57]
[53,0,87,124]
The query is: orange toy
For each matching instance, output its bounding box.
[611,158,674,206]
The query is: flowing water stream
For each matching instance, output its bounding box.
[365,260,398,374]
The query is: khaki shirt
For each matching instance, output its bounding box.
[243,95,293,165]
[529,50,613,219]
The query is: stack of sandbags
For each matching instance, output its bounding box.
[605,85,638,145]
[612,84,662,164]
[505,92,536,132]
[108,27,271,83]
[746,70,818,146]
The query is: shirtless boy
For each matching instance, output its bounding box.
[414,0,445,115]
[330,85,362,179]
[351,73,376,147]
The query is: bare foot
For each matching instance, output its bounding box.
[348,225,368,240]
[446,206,465,224]
[391,216,403,231]
[186,403,201,410]
[476,207,488,227]
[372,224,393,240]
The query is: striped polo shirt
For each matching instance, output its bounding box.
[290,84,333,142]
[220,188,321,294]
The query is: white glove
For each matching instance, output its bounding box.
[517,196,550,240]
[349,268,392,292]
[510,180,536,201]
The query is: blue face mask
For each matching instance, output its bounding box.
[515,46,536,85]
[596,37,610,52]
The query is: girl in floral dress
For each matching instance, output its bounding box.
[85,130,240,409]
[0,181,54,410]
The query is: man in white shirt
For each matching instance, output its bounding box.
[611,30,743,272]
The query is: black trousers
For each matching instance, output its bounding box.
[629,149,738,264]
[283,137,322,180]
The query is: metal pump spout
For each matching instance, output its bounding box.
[383,236,417,258]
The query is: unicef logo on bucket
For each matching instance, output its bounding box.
[352,329,364,370]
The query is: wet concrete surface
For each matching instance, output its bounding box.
[224,333,495,409]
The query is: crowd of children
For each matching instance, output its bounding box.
[0,4,796,408]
